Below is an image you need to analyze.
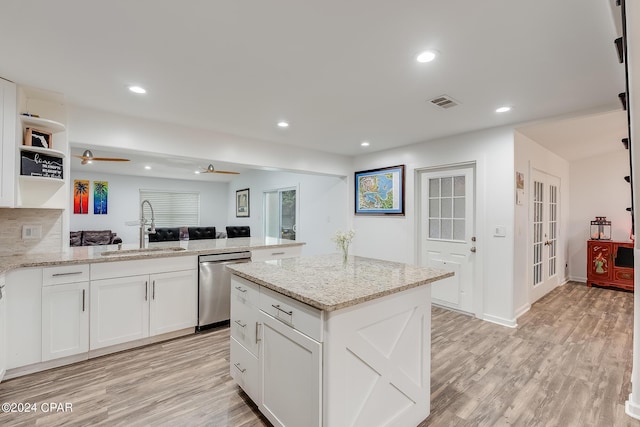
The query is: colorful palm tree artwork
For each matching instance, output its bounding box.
[73,180,89,214]
[93,181,108,214]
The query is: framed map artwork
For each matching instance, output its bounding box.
[355,165,405,215]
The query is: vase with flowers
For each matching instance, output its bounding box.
[332,229,355,265]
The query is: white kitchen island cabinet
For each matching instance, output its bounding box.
[228,254,452,427]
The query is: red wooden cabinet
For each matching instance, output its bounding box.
[587,240,634,291]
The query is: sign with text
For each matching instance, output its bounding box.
[20,150,63,179]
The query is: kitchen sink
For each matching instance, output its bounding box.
[100,247,187,256]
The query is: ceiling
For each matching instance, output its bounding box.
[0,0,626,166]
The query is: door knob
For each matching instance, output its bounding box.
[470,247,476,253]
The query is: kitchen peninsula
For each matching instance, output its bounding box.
[227,254,453,427]
[0,237,303,381]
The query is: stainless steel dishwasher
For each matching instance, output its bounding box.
[197,251,252,331]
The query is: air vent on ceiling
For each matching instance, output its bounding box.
[429,95,459,109]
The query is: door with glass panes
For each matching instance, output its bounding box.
[531,170,560,302]
[264,188,297,240]
[420,166,475,314]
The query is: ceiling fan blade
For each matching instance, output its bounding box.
[213,170,240,174]
[72,154,87,159]
[92,157,130,162]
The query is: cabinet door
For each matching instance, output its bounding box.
[588,241,612,280]
[260,311,322,427]
[90,275,149,350]
[149,270,197,336]
[0,78,16,208]
[42,282,89,361]
[0,276,6,382]
[6,268,42,369]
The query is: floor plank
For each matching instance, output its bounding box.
[1,281,639,426]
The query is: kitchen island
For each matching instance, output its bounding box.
[227,254,452,427]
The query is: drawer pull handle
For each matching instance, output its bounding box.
[271,251,285,256]
[272,304,293,316]
[234,362,246,373]
[52,272,83,277]
[235,320,247,328]
[0,284,4,300]
[145,281,148,301]
[235,286,247,293]
[256,321,261,343]
[82,289,86,312]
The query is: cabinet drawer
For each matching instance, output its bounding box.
[230,337,260,403]
[231,295,259,357]
[614,268,634,284]
[43,264,89,286]
[231,276,260,307]
[251,245,302,262]
[260,287,322,342]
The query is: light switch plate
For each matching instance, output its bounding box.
[22,224,42,240]
[494,225,506,237]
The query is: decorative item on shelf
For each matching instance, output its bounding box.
[21,112,40,118]
[24,127,52,149]
[20,150,63,179]
[590,216,611,240]
[332,229,355,265]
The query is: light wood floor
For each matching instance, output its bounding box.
[1,282,639,426]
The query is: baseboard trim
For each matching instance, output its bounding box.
[482,313,517,328]
[568,276,587,283]
[5,353,88,380]
[626,394,640,420]
[89,328,193,359]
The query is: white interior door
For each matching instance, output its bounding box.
[419,166,476,314]
[530,170,560,302]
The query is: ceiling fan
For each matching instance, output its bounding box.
[73,149,130,165]
[198,164,239,175]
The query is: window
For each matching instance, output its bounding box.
[264,187,297,240]
[428,175,466,241]
[139,190,200,227]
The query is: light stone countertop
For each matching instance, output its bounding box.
[0,237,304,274]
[227,253,453,312]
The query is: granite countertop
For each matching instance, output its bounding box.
[227,253,453,312]
[0,237,304,274]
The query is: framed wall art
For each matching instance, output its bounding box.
[355,165,405,215]
[236,188,250,217]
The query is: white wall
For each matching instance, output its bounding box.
[568,149,632,281]
[513,131,571,316]
[68,106,353,177]
[70,171,228,244]
[352,126,516,326]
[226,169,349,256]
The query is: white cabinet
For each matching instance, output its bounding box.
[90,275,150,350]
[5,268,42,370]
[42,282,89,361]
[230,275,322,427]
[90,257,198,351]
[41,264,90,362]
[251,245,302,262]
[260,310,322,427]
[0,273,7,382]
[0,78,16,207]
[149,270,198,336]
[230,277,261,403]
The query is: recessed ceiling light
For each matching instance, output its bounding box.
[496,106,511,113]
[361,141,370,147]
[144,165,151,170]
[129,85,146,94]
[194,171,200,174]
[416,50,438,63]
[277,121,289,128]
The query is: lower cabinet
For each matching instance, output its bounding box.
[260,311,322,427]
[42,282,89,361]
[90,269,197,350]
[230,275,322,427]
[6,268,42,370]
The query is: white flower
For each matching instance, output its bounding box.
[332,229,355,250]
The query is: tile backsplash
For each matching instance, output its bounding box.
[0,208,63,256]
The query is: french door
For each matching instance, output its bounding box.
[531,170,560,302]
[264,187,297,240]
[419,166,476,314]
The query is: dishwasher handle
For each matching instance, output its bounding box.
[199,252,252,263]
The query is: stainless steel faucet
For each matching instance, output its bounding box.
[140,199,156,248]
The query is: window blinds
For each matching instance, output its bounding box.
[139,190,200,227]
